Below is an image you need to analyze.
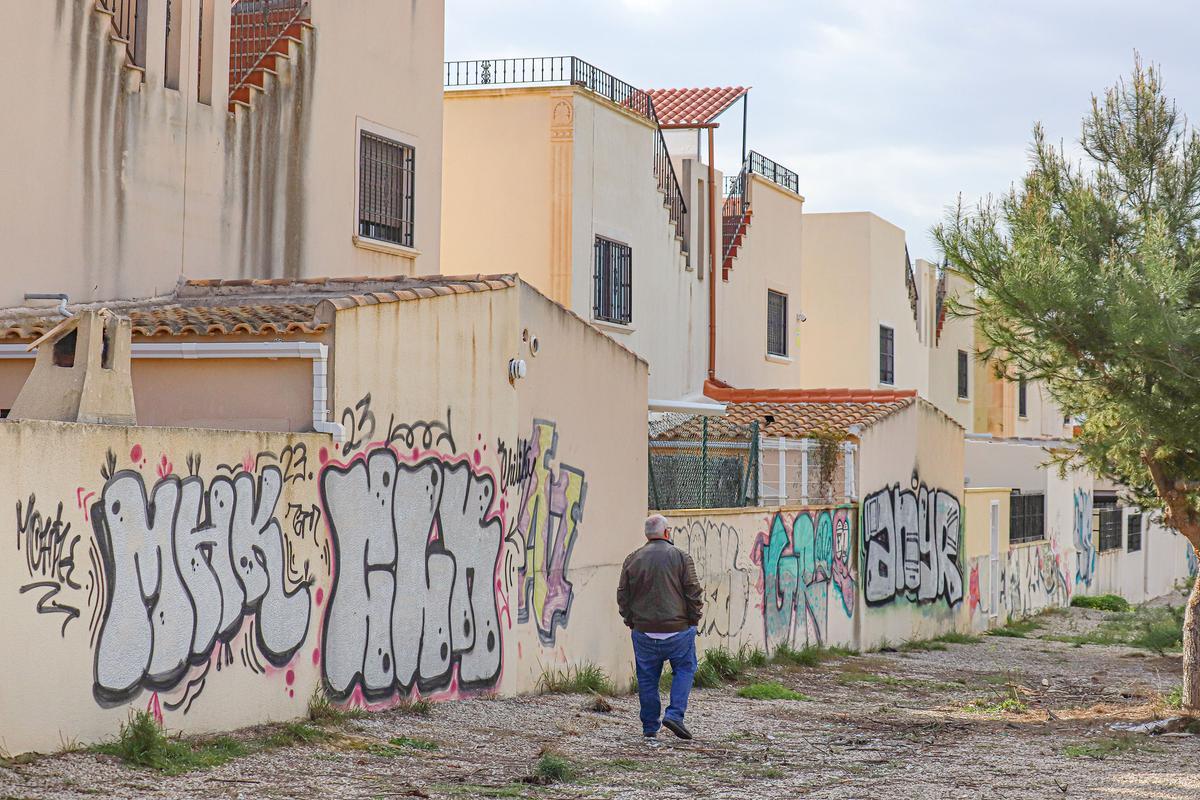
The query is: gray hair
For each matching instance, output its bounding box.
[644,514,669,538]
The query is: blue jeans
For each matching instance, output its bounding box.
[631,627,697,735]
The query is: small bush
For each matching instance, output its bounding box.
[537,664,616,696]
[529,750,575,784]
[739,645,769,668]
[1071,594,1131,613]
[93,712,247,776]
[737,682,812,701]
[1163,685,1184,709]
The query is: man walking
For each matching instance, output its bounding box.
[617,514,704,739]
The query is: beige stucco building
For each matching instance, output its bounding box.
[2,0,445,309]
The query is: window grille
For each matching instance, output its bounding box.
[1127,513,1142,553]
[359,132,415,248]
[879,325,895,384]
[1009,492,1045,544]
[593,237,632,324]
[957,350,969,398]
[1097,507,1123,551]
[767,291,787,357]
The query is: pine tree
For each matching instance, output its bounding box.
[935,56,1200,709]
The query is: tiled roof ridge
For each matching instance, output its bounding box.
[646,86,748,126]
[704,381,918,405]
[179,273,516,297]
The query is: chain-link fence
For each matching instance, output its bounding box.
[648,413,759,510]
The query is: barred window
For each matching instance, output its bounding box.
[767,291,788,357]
[1127,513,1142,553]
[879,325,895,385]
[1097,507,1123,551]
[359,131,415,248]
[957,350,969,398]
[593,237,632,324]
[1009,492,1045,544]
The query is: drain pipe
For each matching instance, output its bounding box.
[24,293,71,318]
[0,341,345,442]
[707,126,718,381]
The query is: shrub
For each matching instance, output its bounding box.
[1071,594,1131,613]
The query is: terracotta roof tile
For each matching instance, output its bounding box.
[0,274,517,340]
[647,86,748,127]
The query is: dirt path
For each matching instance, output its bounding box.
[3,605,1199,800]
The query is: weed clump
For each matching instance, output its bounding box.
[1064,735,1144,759]
[1071,594,1131,612]
[737,682,812,701]
[308,688,368,725]
[92,711,247,776]
[525,749,575,784]
[986,617,1043,638]
[538,664,616,696]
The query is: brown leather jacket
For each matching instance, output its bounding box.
[617,538,704,633]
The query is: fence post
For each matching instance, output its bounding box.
[800,439,810,506]
[751,422,760,506]
[701,416,708,509]
[843,441,855,501]
[777,436,786,505]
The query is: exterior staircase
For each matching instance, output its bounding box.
[228,1,313,112]
[93,0,313,112]
[721,171,751,280]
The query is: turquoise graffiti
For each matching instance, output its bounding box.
[1073,489,1095,586]
[755,508,855,650]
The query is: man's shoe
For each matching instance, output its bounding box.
[642,730,657,738]
[662,718,692,740]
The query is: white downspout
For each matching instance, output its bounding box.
[0,341,345,442]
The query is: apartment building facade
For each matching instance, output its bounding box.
[2,0,445,308]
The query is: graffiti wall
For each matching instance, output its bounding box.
[665,506,858,654]
[0,401,610,753]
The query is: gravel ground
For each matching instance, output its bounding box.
[3,604,1200,800]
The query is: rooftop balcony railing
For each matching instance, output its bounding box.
[445,56,687,253]
[229,0,310,99]
[747,151,800,195]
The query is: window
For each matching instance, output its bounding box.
[1009,492,1045,544]
[767,291,788,357]
[1018,378,1028,418]
[359,131,416,248]
[957,350,969,399]
[879,325,895,385]
[1097,507,1123,551]
[164,0,181,90]
[1127,513,1143,553]
[593,237,632,324]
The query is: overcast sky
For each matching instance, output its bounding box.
[445,0,1199,261]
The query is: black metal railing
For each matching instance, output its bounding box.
[445,56,687,253]
[229,0,310,98]
[721,166,748,263]
[905,245,919,324]
[653,126,689,251]
[747,150,800,194]
[99,0,146,67]
[1009,492,1045,544]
